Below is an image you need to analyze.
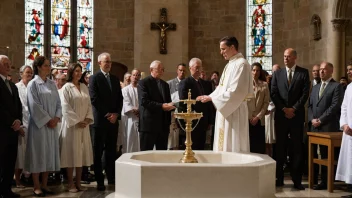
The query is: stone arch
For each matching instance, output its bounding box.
[333,0,348,18]
[110,62,128,81]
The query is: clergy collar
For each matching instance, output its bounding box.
[0,74,6,82]
[229,53,244,62]
[285,65,296,72]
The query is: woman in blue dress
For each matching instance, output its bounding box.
[25,56,62,196]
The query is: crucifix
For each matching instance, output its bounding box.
[150,8,176,54]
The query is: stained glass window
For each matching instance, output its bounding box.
[77,0,94,72]
[25,0,94,72]
[247,0,273,72]
[25,0,44,67]
[51,0,71,69]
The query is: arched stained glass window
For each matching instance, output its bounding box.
[25,0,94,73]
[77,0,94,72]
[25,0,44,67]
[51,0,71,69]
[247,0,272,72]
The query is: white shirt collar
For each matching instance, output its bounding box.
[0,74,6,82]
[321,77,332,84]
[177,77,182,82]
[286,65,297,72]
[101,69,109,76]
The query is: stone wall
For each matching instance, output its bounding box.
[94,0,134,72]
[188,0,246,76]
[345,0,352,72]
[0,0,25,80]
[272,0,331,77]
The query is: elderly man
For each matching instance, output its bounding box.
[89,52,123,191]
[308,62,343,190]
[336,64,352,198]
[198,36,253,153]
[311,64,321,87]
[178,58,212,150]
[271,48,310,190]
[0,55,22,198]
[138,60,174,151]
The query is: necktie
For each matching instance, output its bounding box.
[319,82,326,99]
[5,79,12,94]
[288,69,292,85]
[105,73,112,90]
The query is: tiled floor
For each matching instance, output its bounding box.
[13,179,352,197]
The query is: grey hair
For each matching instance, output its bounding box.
[131,68,141,73]
[20,65,32,73]
[0,55,9,65]
[98,52,111,62]
[55,73,66,79]
[189,57,202,67]
[150,60,162,69]
[124,72,131,78]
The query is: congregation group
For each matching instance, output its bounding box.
[1,36,352,198]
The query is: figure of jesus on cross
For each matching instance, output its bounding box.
[151,8,176,54]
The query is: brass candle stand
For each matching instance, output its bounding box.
[174,89,203,163]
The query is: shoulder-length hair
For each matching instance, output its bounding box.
[66,63,82,82]
[32,56,48,75]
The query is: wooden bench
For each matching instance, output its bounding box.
[308,132,342,193]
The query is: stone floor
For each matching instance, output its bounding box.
[12,178,352,198]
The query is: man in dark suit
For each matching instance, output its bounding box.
[178,58,212,150]
[138,60,174,151]
[308,61,343,190]
[0,55,22,198]
[271,48,310,190]
[89,52,123,191]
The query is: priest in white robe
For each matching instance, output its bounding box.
[121,69,141,153]
[198,36,253,152]
[336,81,352,197]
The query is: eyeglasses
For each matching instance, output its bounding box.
[101,61,112,64]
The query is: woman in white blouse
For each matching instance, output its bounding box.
[14,65,33,188]
[59,63,94,192]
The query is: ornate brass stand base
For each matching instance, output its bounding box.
[179,152,198,163]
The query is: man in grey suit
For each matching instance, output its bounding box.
[167,63,187,95]
[308,61,343,190]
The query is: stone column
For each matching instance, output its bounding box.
[329,18,349,80]
[134,0,189,80]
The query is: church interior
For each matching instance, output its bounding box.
[1,0,352,197]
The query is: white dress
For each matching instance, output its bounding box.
[264,102,276,144]
[15,80,29,169]
[210,53,253,152]
[59,82,94,168]
[336,84,352,183]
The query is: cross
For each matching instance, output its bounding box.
[150,8,176,54]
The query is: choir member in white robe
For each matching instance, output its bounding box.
[59,63,94,192]
[121,69,141,153]
[14,65,33,188]
[25,56,62,196]
[198,36,253,152]
[336,83,352,193]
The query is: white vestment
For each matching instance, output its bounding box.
[168,91,180,149]
[336,84,352,183]
[209,53,253,152]
[121,84,140,153]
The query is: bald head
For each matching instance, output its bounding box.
[284,48,297,68]
[312,64,320,80]
[272,64,280,72]
[320,61,334,81]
